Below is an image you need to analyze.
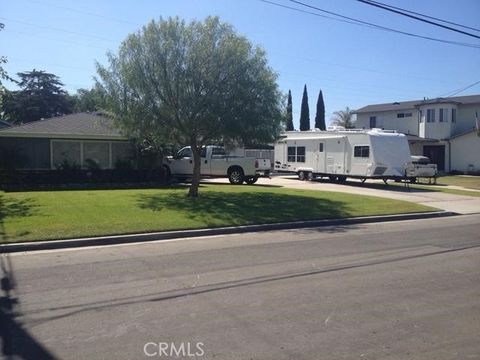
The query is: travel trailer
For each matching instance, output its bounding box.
[274,127,414,182]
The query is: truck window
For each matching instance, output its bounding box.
[354,146,370,158]
[296,146,305,162]
[287,146,296,162]
[211,147,226,157]
[178,147,192,158]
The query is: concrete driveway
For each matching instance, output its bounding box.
[203,175,480,214]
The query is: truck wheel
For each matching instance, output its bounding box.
[245,176,258,185]
[298,171,306,181]
[307,172,315,181]
[228,167,245,185]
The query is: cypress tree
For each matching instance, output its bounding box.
[299,84,310,131]
[286,90,294,131]
[315,90,326,130]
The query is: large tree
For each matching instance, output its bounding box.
[73,84,107,112]
[331,106,355,128]
[299,84,310,131]
[97,16,283,197]
[2,69,73,124]
[285,89,294,131]
[314,89,326,130]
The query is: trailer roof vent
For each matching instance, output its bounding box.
[327,125,346,131]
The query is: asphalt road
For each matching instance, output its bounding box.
[1,214,480,360]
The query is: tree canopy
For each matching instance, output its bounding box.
[314,90,326,130]
[1,69,74,124]
[285,89,294,131]
[73,85,107,113]
[331,106,355,129]
[97,16,283,196]
[299,84,310,131]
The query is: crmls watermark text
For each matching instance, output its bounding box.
[144,342,205,357]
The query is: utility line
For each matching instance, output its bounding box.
[356,0,480,40]
[440,80,480,98]
[283,0,480,49]
[0,17,116,43]
[356,0,480,33]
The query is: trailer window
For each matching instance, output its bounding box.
[287,147,296,162]
[354,146,370,158]
[296,146,305,162]
[319,143,324,152]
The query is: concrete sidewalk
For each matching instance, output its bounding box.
[204,176,480,214]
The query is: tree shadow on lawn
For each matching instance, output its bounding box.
[136,191,350,228]
[0,195,38,242]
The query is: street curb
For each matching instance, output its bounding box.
[0,211,458,253]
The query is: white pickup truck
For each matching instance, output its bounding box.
[164,146,271,184]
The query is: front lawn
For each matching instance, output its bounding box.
[436,175,480,190]
[0,185,436,243]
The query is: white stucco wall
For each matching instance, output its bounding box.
[450,131,480,173]
[356,109,419,135]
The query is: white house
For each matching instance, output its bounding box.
[354,94,480,173]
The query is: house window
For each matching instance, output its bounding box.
[397,113,404,118]
[439,108,448,122]
[296,146,306,162]
[319,143,324,152]
[369,116,376,128]
[404,112,412,117]
[287,146,296,162]
[426,109,435,123]
[451,108,456,123]
[83,141,110,168]
[52,141,81,168]
[354,146,370,158]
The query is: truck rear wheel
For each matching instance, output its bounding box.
[307,172,315,181]
[228,167,245,185]
[298,171,306,181]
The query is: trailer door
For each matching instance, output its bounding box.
[325,137,346,174]
[316,141,326,173]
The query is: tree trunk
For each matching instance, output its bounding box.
[188,145,202,197]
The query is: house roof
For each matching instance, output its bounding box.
[354,94,480,114]
[0,112,127,140]
[449,127,477,140]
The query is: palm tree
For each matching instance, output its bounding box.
[331,106,355,128]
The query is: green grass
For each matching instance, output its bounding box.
[0,184,436,243]
[436,175,480,190]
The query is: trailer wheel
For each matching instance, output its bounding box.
[298,171,306,181]
[307,172,315,181]
[228,167,245,185]
[245,176,258,185]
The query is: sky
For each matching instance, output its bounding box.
[1,0,480,128]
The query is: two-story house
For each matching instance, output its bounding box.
[354,94,480,173]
